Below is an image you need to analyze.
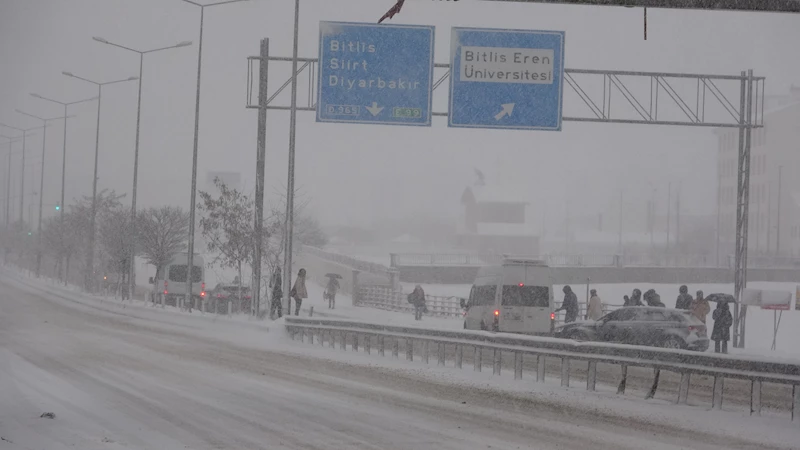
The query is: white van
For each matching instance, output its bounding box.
[461,258,555,335]
[149,253,206,306]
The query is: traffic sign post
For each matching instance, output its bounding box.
[449,27,565,131]
[317,21,435,126]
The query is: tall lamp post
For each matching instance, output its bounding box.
[179,0,250,309]
[0,135,22,226]
[0,123,41,225]
[91,37,192,298]
[15,109,72,278]
[30,93,97,282]
[62,71,138,292]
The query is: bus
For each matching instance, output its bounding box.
[461,258,555,334]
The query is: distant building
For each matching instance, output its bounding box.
[716,86,800,256]
[457,184,538,255]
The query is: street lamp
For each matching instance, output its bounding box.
[0,135,22,226]
[30,93,97,282]
[62,71,138,292]
[15,109,73,278]
[179,0,250,309]
[91,36,192,298]
[0,123,41,226]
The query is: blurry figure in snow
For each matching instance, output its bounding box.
[587,289,604,321]
[290,268,308,316]
[407,285,426,320]
[269,266,283,319]
[690,290,710,324]
[711,301,733,354]
[624,288,643,307]
[643,289,665,307]
[675,285,693,310]
[325,275,340,309]
[556,285,579,323]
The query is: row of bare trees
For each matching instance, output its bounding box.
[3,178,326,310]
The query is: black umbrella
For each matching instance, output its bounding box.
[705,293,736,303]
[325,273,343,279]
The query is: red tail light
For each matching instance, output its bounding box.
[217,293,222,298]
[245,295,252,300]
[200,291,205,297]
[494,309,500,316]
[688,325,706,333]
[550,312,556,320]
[164,290,168,295]
[518,283,524,287]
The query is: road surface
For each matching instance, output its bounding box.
[0,277,793,450]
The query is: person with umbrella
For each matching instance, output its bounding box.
[712,300,733,354]
[324,273,342,309]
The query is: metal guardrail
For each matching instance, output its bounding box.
[357,286,463,318]
[390,252,800,269]
[284,317,800,421]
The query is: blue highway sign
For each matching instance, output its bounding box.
[317,21,435,126]
[449,27,565,131]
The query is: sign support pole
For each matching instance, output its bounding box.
[282,0,300,315]
[253,38,269,317]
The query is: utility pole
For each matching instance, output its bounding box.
[252,37,269,317]
[767,183,772,255]
[666,182,672,259]
[776,165,783,255]
[618,190,623,254]
[676,189,681,251]
[716,165,721,267]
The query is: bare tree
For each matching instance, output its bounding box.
[98,208,133,296]
[198,178,260,313]
[136,206,189,282]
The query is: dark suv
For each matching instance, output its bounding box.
[556,307,710,351]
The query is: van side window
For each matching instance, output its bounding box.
[471,285,497,306]
[501,285,549,307]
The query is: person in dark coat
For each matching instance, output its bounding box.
[269,266,283,319]
[624,289,643,307]
[644,289,666,307]
[407,285,426,320]
[711,301,733,354]
[556,285,579,323]
[675,285,693,310]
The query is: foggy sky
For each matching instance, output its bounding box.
[1,0,799,234]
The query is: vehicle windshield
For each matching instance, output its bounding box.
[501,285,549,307]
[168,265,202,283]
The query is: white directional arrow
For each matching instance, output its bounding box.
[365,102,384,116]
[494,103,515,121]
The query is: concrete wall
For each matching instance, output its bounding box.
[294,251,391,295]
[397,264,800,285]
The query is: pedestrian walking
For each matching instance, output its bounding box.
[587,289,604,321]
[269,266,283,319]
[325,275,340,309]
[711,301,733,354]
[556,285,579,323]
[644,289,665,307]
[690,290,710,324]
[290,268,308,316]
[407,285,426,320]
[624,289,643,307]
[675,285,693,310]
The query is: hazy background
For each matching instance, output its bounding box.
[1,0,799,235]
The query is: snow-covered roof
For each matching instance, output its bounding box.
[461,185,529,205]
[474,223,535,237]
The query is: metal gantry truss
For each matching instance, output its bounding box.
[247,53,763,346]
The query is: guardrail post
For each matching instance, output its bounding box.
[455,345,463,369]
[646,369,660,400]
[587,361,597,391]
[493,349,501,376]
[353,333,359,352]
[392,339,399,358]
[379,336,385,356]
[677,373,690,404]
[422,341,429,364]
[474,347,481,372]
[561,358,570,387]
[536,355,545,382]
[437,343,445,366]
[750,380,762,416]
[340,332,347,351]
[514,352,523,380]
[364,335,371,354]
[617,365,628,394]
[793,385,800,422]
[227,300,232,315]
[160,293,164,308]
[712,376,724,410]
[406,339,413,361]
[318,330,324,346]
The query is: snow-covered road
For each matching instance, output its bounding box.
[1,276,798,450]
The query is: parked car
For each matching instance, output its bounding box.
[149,253,205,307]
[556,306,710,351]
[210,284,252,314]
